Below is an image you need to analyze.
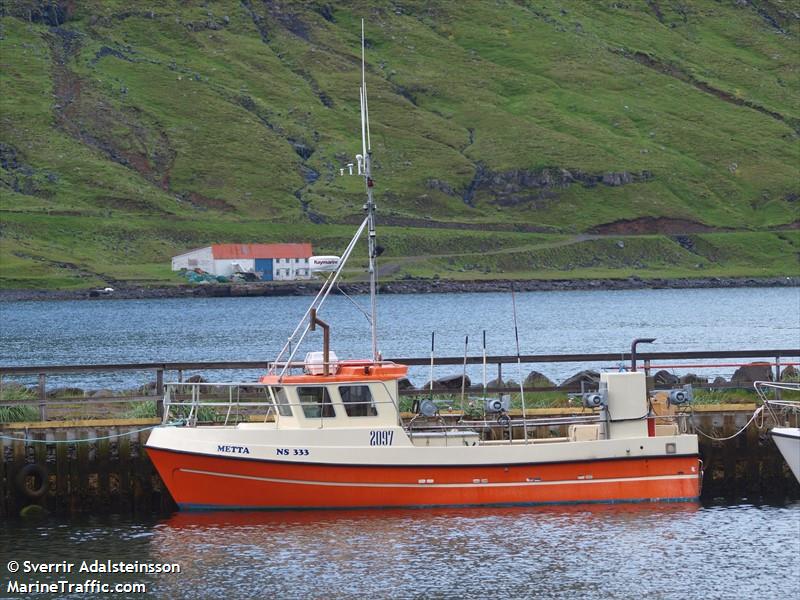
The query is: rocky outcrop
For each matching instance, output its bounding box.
[3,0,76,26]
[456,165,653,208]
[0,142,58,196]
[589,217,721,235]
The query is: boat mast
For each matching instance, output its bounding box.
[361,19,379,363]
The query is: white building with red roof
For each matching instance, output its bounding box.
[171,243,313,281]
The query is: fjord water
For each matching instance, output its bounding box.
[2,503,799,599]
[1,286,798,389]
[1,288,799,598]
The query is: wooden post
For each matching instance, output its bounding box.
[136,430,153,513]
[33,432,48,509]
[0,436,7,518]
[55,430,68,514]
[774,356,781,400]
[11,437,26,515]
[722,414,737,501]
[118,431,131,513]
[76,439,89,511]
[697,413,718,499]
[38,373,47,421]
[68,432,79,513]
[97,432,110,508]
[156,369,164,418]
[745,420,760,500]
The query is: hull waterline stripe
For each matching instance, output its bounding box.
[177,467,698,489]
[178,497,700,511]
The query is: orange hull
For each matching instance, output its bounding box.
[147,448,700,510]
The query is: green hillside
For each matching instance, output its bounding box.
[0,0,798,289]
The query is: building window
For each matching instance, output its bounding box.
[339,385,378,417]
[298,387,335,418]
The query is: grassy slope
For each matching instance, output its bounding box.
[0,0,798,289]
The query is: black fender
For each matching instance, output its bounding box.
[16,463,49,499]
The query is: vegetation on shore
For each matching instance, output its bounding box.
[1,1,798,289]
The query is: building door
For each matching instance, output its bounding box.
[255,258,273,281]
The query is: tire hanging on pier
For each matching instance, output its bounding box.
[16,463,49,499]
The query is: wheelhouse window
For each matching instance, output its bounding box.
[339,385,378,417]
[271,387,292,417]
[298,387,335,418]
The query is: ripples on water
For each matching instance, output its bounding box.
[3,503,799,599]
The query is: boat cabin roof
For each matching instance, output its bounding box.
[259,360,407,385]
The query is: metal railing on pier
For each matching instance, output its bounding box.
[0,348,797,421]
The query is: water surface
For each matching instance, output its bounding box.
[3,502,798,599]
[1,287,797,389]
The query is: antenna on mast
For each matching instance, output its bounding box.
[360,18,379,363]
[273,20,380,373]
[362,20,371,152]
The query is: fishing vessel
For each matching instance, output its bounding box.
[146,22,701,510]
[755,381,800,483]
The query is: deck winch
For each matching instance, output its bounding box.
[582,387,608,409]
[485,396,510,413]
[668,386,693,406]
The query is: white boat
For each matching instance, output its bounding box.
[756,382,800,483]
[145,22,701,511]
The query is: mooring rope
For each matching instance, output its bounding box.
[688,405,766,442]
[0,420,185,444]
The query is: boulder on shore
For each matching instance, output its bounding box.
[524,370,555,388]
[423,374,471,390]
[138,382,157,396]
[731,362,773,385]
[559,370,600,391]
[654,370,679,386]
[680,373,706,386]
[45,387,85,399]
[397,378,414,391]
[780,365,798,382]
